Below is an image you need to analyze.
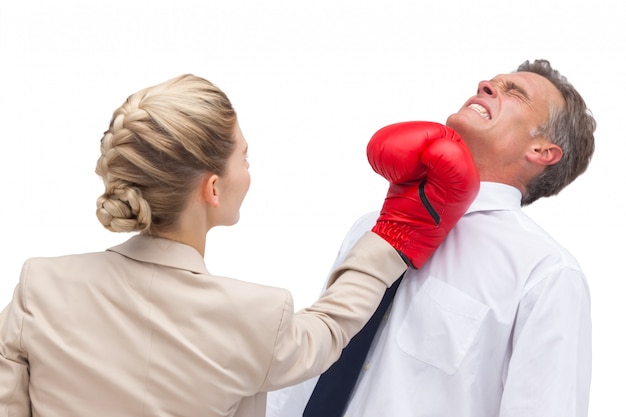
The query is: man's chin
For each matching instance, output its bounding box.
[445,112,464,132]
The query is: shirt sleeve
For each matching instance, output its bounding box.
[0,267,32,416]
[500,267,592,417]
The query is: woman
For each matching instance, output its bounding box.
[0,74,476,416]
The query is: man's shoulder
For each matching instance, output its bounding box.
[350,211,379,232]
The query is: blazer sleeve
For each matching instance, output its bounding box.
[0,263,32,416]
[260,231,406,391]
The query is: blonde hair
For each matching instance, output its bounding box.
[95,74,237,234]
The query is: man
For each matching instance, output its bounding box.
[267,59,595,417]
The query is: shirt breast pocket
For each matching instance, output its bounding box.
[396,277,488,375]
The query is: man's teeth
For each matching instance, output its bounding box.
[468,103,490,120]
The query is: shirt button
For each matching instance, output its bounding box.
[363,361,371,371]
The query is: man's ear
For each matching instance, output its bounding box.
[202,174,221,208]
[527,141,563,167]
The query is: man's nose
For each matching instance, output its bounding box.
[477,80,495,96]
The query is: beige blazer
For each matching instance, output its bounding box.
[0,232,405,417]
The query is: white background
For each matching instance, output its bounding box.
[1,1,624,415]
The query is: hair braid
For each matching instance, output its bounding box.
[94,74,237,234]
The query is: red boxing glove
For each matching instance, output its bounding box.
[368,121,479,268]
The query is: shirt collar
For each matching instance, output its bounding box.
[465,182,522,214]
[106,234,209,275]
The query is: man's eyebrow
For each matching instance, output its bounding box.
[493,77,530,100]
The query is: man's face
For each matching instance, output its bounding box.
[446,71,564,185]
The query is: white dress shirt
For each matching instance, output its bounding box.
[267,182,592,417]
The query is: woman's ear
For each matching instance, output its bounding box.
[527,141,563,167]
[201,174,221,208]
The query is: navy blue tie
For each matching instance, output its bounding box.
[303,274,404,417]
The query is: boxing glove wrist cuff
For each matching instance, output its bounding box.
[372,220,436,269]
